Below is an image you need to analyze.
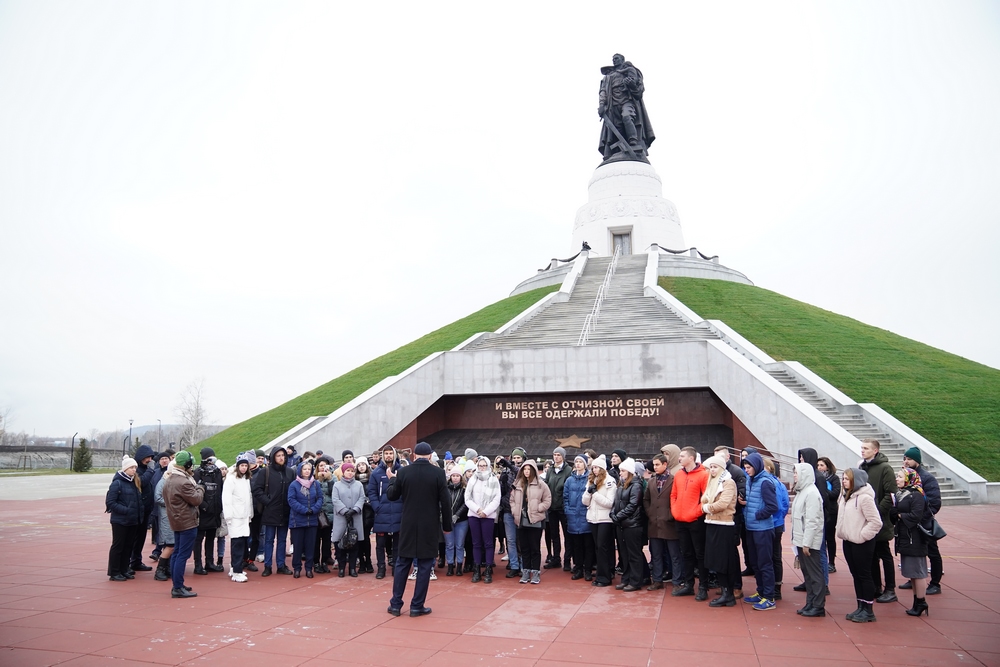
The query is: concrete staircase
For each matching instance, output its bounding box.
[767,368,971,505]
[471,255,718,350]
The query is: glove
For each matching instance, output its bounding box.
[587,484,597,495]
[307,509,314,515]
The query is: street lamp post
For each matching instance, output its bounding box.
[157,419,161,449]
[127,419,133,456]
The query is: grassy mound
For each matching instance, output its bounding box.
[660,277,1000,481]
[197,285,559,463]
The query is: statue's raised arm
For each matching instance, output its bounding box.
[598,54,655,165]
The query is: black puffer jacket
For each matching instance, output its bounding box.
[193,461,223,530]
[610,478,644,529]
[447,480,469,525]
[891,488,927,557]
[134,444,157,520]
[251,450,295,526]
[106,471,144,526]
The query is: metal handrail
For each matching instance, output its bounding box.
[577,244,621,346]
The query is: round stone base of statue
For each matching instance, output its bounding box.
[571,161,685,256]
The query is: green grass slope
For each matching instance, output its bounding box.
[198,285,559,463]
[660,277,1000,481]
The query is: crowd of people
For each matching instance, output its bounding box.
[105,438,944,620]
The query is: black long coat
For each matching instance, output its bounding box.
[251,455,296,527]
[386,459,452,559]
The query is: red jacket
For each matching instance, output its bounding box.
[670,464,709,523]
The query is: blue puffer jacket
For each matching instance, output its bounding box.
[744,453,779,532]
[563,470,590,535]
[368,458,403,533]
[771,477,790,530]
[287,476,324,529]
[106,471,144,526]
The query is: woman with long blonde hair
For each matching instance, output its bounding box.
[583,455,617,587]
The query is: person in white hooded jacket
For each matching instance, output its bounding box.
[222,452,255,582]
[464,456,501,583]
[791,462,825,616]
[582,455,617,587]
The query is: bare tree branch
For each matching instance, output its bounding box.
[175,378,210,449]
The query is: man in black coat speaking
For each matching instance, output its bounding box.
[386,442,452,617]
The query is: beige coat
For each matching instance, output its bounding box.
[836,483,883,544]
[509,460,552,526]
[701,471,736,526]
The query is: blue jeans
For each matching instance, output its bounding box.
[649,538,683,585]
[445,520,469,564]
[171,527,197,590]
[503,511,520,570]
[263,525,288,569]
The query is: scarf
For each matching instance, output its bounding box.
[297,476,314,490]
[901,468,923,495]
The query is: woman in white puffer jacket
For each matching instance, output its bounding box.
[465,456,501,583]
[222,451,255,582]
[582,454,617,587]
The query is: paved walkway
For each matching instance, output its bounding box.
[1,492,999,666]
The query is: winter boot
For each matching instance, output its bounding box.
[455,561,464,577]
[773,584,782,600]
[193,558,207,576]
[709,587,736,607]
[154,557,171,581]
[850,601,877,623]
[845,601,864,621]
[483,565,493,584]
[905,596,929,617]
[446,564,455,576]
[471,564,482,583]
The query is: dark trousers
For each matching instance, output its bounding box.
[517,526,543,571]
[844,538,877,602]
[468,516,496,566]
[746,528,775,598]
[315,523,333,565]
[172,527,197,589]
[263,524,288,568]
[928,536,943,585]
[800,547,826,610]
[567,531,594,574]
[677,517,708,589]
[871,539,895,592]
[230,536,247,574]
[130,518,149,564]
[771,526,784,586]
[824,519,837,564]
[194,528,214,566]
[375,532,396,568]
[390,556,433,610]
[649,538,683,585]
[617,526,644,587]
[590,522,616,584]
[337,544,359,570]
[545,509,568,562]
[109,523,139,576]
[248,513,263,561]
[358,531,372,568]
[740,522,752,568]
[290,526,317,573]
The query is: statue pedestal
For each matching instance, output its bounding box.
[571,161,685,256]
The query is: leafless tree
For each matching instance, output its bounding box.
[0,405,12,447]
[175,378,210,448]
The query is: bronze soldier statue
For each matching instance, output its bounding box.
[598,54,655,164]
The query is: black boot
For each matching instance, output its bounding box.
[850,601,877,623]
[376,565,386,579]
[845,601,863,621]
[483,565,493,584]
[338,565,346,578]
[709,587,736,607]
[906,596,929,617]
[471,564,482,583]
[455,561,464,577]
[875,589,897,603]
[446,564,455,577]
[154,557,171,581]
[695,585,709,602]
[349,565,358,577]
[193,558,207,575]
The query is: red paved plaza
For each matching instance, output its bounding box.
[1,494,999,666]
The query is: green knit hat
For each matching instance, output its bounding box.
[903,447,922,465]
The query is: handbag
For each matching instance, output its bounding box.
[339,524,358,550]
[317,511,329,528]
[918,518,946,540]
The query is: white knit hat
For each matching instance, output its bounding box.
[619,458,636,476]
[592,454,608,470]
[121,456,138,471]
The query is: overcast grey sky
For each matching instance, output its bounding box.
[2,1,998,438]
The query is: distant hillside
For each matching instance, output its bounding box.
[197,285,559,463]
[660,277,1000,481]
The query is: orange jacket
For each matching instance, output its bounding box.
[670,464,710,523]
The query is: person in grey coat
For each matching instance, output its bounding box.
[331,461,366,577]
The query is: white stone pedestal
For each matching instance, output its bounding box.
[571,161,685,256]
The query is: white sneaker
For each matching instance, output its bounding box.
[232,572,247,583]
[255,554,264,562]
[501,554,509,561]
[429,569,438,581]
[228,568,234,577]
[408,568,417,580]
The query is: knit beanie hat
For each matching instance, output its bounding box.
[463,460,477,474]
[341,461,355,472]
[612,448,627,462]
[574,454,590,467]
[464,448,478,460]
[200,447,215,463]
[553,446,567,457]
[341,449,354,459]
[634,460,647,477]
[237,451,255,466]
[618,457,636,476]
[904,447,922,465]
[592,454,608,470]
[444,451,453,461]
[703,455,727,471]
[255,449,266,458]
[175,451,193,468]
[121,456,138,471]
[511,447,526,460]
